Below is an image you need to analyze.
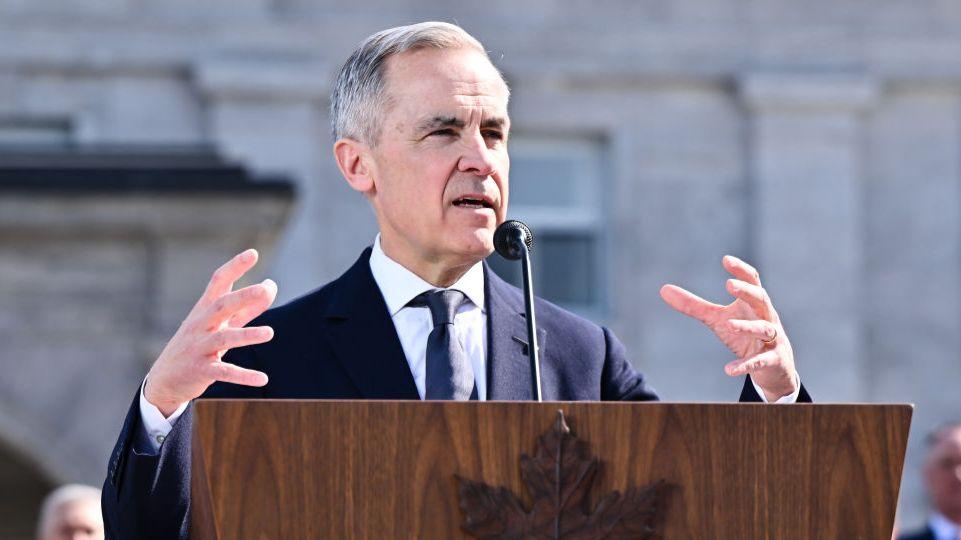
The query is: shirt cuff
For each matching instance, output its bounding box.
[138,376,189,453]
[752,372,801,404]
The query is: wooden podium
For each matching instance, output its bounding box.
[190,401,911,539]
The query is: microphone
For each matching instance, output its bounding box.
[493,220,533,261]
[493,220,542,402]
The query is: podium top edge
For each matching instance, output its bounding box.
[193,399,914,409]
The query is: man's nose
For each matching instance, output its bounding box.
[457,131,497,177]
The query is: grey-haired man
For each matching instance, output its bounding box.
[102,21,808,539]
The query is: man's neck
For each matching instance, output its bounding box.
[378,235,478,288]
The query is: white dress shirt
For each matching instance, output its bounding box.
[928,512,961,540]
[137,235,797,452]
[368,235,488,401]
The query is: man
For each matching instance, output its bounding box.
[101,21,810,538]
[36,484,104,540]
[899,422,961,540]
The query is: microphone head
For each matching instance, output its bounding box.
[493,220,533,261]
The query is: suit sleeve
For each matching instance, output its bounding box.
[738,376,813,403]
[600,327,660,401]
[599,327,812,403]
[101,344,263,540]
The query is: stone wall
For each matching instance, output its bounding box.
[0,190,291,538]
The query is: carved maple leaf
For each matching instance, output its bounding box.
[456,411,666,540]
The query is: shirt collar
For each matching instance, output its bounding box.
[369,234,486,316]
[929,513,961,540]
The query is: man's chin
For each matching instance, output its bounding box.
[450,229,495,262]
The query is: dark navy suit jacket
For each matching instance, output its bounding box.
[897,526,936,540]
[101,248,811,538]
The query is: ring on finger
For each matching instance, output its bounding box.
[761,327,777,345]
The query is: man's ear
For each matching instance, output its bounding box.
[333,138,375,194]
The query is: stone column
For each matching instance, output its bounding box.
[193,57,374,301]
[738,73,878,400]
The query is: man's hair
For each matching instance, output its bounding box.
[925,420,961,448]
[36,484,101,535]
[330,21,507,145]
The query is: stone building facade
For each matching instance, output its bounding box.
[2,1,960,535]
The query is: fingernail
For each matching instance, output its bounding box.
[262,278,276,288]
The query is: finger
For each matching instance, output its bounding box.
[204,326,274,353]
[204,361,269,387]
[726,319,778,342]
[659,284,724,324]
[200,249,259,306]
[201,279,276,329]
[725,279,771,319]
[724,349,780,377]
[723,255,761,287]
[227,279,279,328]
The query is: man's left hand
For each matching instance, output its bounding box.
[659,255,798,402]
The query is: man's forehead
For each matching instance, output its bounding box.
[385,49,507,98]
[396,95,509,135]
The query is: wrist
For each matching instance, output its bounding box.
[144,376,186,418]
[758,373,799,402]
[762,387,793,402]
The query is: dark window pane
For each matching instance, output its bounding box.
[485,232,596,307]
[536,233,595,305]
[509,156,583,207]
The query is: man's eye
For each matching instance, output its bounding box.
[483,130,503,140]
[429,129,456,137]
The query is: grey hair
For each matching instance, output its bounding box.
[36,484,102,535]
[330,21,507,144]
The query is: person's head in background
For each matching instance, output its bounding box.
[35,484,103,540]
[923,421,961,524]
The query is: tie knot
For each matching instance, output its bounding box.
[410,289,466,326]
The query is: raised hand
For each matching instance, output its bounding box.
[144,249,277,416]
[659,255,798,402]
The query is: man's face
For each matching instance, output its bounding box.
[40,499,104,540]
[924,427,961,521]
[365,46,510,274]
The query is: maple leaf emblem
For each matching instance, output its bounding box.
[456,411,667,540]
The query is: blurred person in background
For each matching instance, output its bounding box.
[35,484,103,540]
[899,422,961,540]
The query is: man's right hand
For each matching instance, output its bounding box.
[144,249,278,417]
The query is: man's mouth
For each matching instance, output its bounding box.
[452,196,494,209]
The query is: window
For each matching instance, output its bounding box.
[487,135,606,316]
[0,117,71,146]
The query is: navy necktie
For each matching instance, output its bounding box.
[408,290,475,400]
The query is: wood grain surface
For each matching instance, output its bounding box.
[190,401,911,539]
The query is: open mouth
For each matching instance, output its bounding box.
[452,196,494,209]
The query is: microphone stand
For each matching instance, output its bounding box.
[517,241,542,402]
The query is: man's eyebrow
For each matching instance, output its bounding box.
[414,115,509,133]
[481,117,507,130]
[415,116,465,132]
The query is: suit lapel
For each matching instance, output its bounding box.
[485,264,548,400]
[322,248,420,400]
